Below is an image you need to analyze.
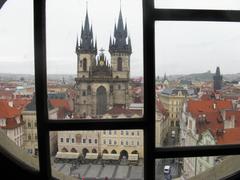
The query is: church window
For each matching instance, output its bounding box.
[82,91,86,96]
[80,60,82,67]
[87,85,91,95]
[117,57,122,71]
[118,84,121,90]
[96,86,107,115]
[110,85,113,93]
[28,134,31,140]
[83,58,87,71]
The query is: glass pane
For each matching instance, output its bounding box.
[0,0,38,163]
[51,130,144,179]
[156,155,240,179]
[155,0,240,10]
[46,0,143,120]
[155,21,240,147]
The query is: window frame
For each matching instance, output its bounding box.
[33,0,240,179]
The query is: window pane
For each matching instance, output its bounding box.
[51,130,144,179]
[155,0,240,10]
[0,0,39,163]
[155,155,240,179]
[46,0,143,120]
[155,21,240,147]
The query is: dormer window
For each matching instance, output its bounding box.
[16,117,20,124]
[0,119,6,127]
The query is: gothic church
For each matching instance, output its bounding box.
[74,8,132,117]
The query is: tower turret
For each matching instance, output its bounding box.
[213,66,223,91]
[109,9,132,54]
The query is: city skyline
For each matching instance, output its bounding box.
[1,0,240,76]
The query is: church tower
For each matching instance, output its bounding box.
[109,9,132,79]
[75,8,97,79]
[74,7,131,117]
[213,66,223,91]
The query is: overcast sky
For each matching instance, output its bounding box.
[1,0,240,77]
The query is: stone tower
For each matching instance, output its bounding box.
[74,8,132,117]
[213,66,223,91]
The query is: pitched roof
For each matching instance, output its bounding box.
[0,101,21,118]
[195,111,224,135]
[187,99,232,137]
[187,99,232,114]
[217,128,240,144]
[49,99,72,112]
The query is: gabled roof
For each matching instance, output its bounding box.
[0,101,21,118]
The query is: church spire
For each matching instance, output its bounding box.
[75,35,79,54]
[109,4,132,55]
[79,3,96,54]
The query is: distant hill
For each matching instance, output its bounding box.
[159,71,240,82]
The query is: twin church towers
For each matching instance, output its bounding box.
[74,6,132,117]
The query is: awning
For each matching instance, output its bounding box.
[55,152,80,159]
[128,154,139,161]
[85,153,98,160]
[102,153,120,160]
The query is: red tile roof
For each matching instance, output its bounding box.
[1,117,24,129]
[187,99,232,114]
[187,99,233,137]
[0,101,21,118]
[0,101,24,129]
[195,111,224,135]
[49,99,72,112]
[217,128,240,145]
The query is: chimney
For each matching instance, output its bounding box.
[213,103,217,109]
[8,101,13,107]
[216,129,224,136]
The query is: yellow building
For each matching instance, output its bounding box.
[159,88,196,127]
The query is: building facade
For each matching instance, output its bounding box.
[22,96,58,156]
[0,100,24,147]
[159,87,196,127]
